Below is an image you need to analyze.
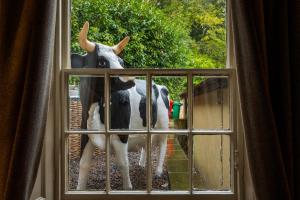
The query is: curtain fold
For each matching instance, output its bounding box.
[230,0,300,199]
[0,0,56,199]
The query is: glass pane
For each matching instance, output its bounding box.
[109,76,147,131]
[68,134,107,191]
[192,135,231,191]
[68,75,105,131]
[110,134,147,190]
[152,76,188,130]
[151,134,189,191]
[192,76,229,130]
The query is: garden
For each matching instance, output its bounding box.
[68,0,229,191]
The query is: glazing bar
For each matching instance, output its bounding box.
[146,72,152,193]
[63,68,234,76]
[104,72,111,193]
[187,72,193,194]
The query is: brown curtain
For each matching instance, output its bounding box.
[0,0,56,199]
[230,0,300,199]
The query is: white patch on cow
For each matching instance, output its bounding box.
[111,135,133,190]
[96,43,124,69]
[155,85,170,129]
[87,102,105,150]
[128,85,144,130]
[77,140,95,190]
[153,85,169,176]
[138,147,146,167]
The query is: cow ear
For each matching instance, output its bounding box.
[71,53,84,68]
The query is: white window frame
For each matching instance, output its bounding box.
[51,0,243,200]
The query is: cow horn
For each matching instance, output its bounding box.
[79,21,95,52]
[113,36,130,55]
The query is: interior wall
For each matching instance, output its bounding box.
[30,79,55,200]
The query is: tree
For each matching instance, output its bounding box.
[72,0,194,68]
[71,0,226,100]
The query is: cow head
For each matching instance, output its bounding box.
[71,22,135,129]
[71,21,135,92]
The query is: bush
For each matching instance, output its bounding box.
[71,0,194,68]
[71,0,226,99]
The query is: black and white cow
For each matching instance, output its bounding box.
[71,22,170,190]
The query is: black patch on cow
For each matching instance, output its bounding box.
[160,87,170,110]
[71,54,84,68]
[118,135,129,143]
[135,80,158,127]
[118,57,125,67]
[152,84,158,127]
[139,96,147,127]
[99,99,105,124]
[111,78,135,92]
[97,56,110,68]
[99,91,131,144]
[110,90,131,130]
[153,84,159,99]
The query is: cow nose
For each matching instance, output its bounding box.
[119,76,135,82]
[97,56,110,68]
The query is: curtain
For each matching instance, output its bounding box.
[230,0,300,199]
[0,0,56,199]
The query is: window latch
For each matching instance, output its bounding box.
[234,149,239,169]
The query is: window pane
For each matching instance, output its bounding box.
[152,76,188,130]
[68,134,107,191]
[192,135,231,191]
[192,76,230,130]
[110,134,147,191]
[68,75,105,131]
[151,134,189,191]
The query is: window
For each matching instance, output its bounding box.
[55,0,241,199]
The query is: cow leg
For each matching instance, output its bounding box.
[155,134,168,176]
[77,140,95,190]
[139,147,146,167]
[155,95,169,176]
[111,136,132,190]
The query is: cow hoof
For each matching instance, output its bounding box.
[124,183,133,190]
[76,185,87,190]
[138,160,146,168]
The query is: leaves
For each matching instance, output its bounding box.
[71,0,226,99]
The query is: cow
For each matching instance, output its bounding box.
[71,22,170,190]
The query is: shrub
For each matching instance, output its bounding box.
[71,0,194,68]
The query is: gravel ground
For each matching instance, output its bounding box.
[69,147,170,191]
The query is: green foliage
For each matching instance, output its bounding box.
[69,76,80,86]
[71,0,226,99]
[153,77,187,101]
[72,0,193,68]
[149,0,226,68]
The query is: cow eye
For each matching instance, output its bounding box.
[97,56,109,68]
